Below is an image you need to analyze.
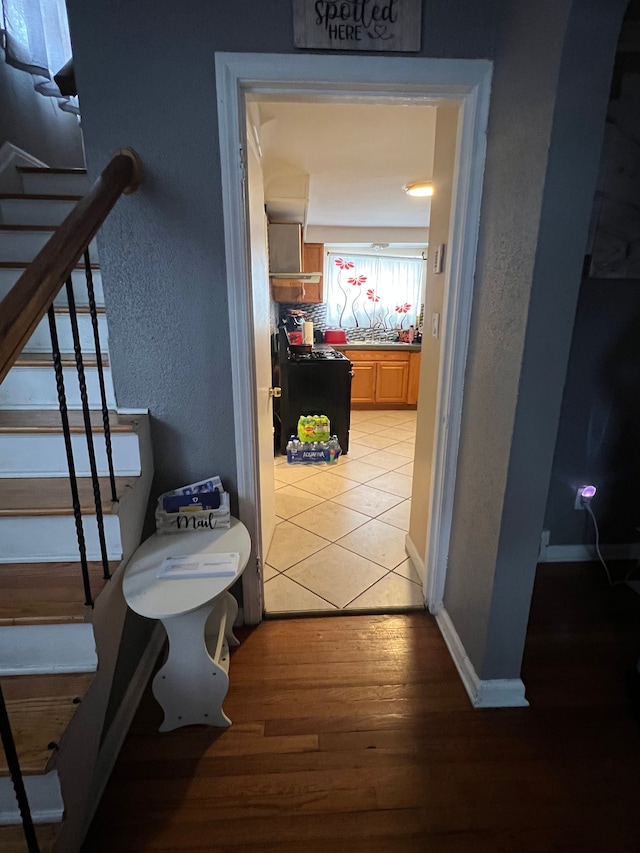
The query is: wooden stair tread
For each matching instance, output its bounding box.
[13,352,109,368]
[0,261,99,270]
[0,672,95,776]
[0,823,60,853]
[0,562,114,626]
[0,476,137,515]
[0,225,58,232]
[0,193,82,201]
[0,409,141,433]
[17,167,87,175]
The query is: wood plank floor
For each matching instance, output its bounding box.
[83,563,640,852]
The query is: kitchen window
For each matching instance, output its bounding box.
[325,253,424,331]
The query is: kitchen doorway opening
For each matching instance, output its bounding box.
[215,53,492,625]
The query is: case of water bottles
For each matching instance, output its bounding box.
[286,435,342,465]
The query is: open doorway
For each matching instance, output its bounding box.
[215,53,491,625]
[250,98,434,614]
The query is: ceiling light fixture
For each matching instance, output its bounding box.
[404,181,434,198]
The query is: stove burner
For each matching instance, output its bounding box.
[288,348,348,362]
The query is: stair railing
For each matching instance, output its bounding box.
[0,149,142,852]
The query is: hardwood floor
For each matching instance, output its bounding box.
[82,563,640,852]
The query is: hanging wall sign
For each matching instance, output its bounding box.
[293,0,422,52]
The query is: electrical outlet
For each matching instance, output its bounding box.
[574,485,596,510]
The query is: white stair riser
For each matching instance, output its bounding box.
[0,230,98,263]
[20,171,89,195]
[24,312,108,353]
[0,197,78,226]
[0,364,116,410]
[0,432,141,478]
[0,267,104,307]
[0,771,63,825]
[0,624,97,676]
[0,514,123,563]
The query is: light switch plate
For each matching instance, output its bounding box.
[433,243,445,274]
[431,312,440,338]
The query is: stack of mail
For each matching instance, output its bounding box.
[155,476,231,534]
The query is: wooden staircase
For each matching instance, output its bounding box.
[0,165,153,852]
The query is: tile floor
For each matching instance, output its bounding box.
[264,409,425,614]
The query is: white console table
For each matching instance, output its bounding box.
[122,517,251,732]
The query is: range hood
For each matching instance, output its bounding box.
[268,222,322,283]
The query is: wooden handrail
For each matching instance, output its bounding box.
[0,148,142,384]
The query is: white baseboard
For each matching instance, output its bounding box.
[81,623,164,839]
[435,608,529,709]
[542,543,640,563]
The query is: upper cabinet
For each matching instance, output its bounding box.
[270,240,324,303]
[300,243,324,303]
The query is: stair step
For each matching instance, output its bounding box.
[0,476,136,515]
[0,672,95,776]
[0,822,60,852]
[0,195,81,226]
[0,226,98,264]
[23,307,108,354]
[0,264,103,307]
[18,167,89,196]
[0,354,116,410]
[1,514,123,564]
[0,411,143,478]
[0,623,98,677]
[0,562,112,627]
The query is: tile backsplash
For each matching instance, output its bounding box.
[277,303,401,343]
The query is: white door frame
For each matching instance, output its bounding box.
[215,52,492,622]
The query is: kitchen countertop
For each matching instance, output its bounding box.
[331,342,422,352]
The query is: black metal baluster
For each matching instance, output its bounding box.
[83,249,118,504]
[0,683,40,852]
[47,305,93,606]
[65,277,111,582]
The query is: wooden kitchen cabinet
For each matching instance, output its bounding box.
[351,361,377,404]
[300,243,324,303]
[270,243,324,303]
[344,348,420,408]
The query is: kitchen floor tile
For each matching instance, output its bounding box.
[353,432,403,450]
[263,573,337,613]
[347,571,424,610]
[274,485,325,519]
[291,501,370,541]
[393,557,422,585]
[331,484,403,517]
[337,518,408,569]
[376,426,416,442]
[341,443,378,460]
[368,414,409,428]
[395,461,414,477]
[274,454,289,466]
[263,563,281,582]
[284,544,387,608]
[294,471,360,499]
[377,499,411,531]
[349,420,397,435]
[330,459,389,484]
[385,441,415,458]
[274,464,321,486]
[367,470,413,498]
[266,520,330,571]
[363,449,413,471]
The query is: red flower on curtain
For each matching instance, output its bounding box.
[348,275,367,286]
[367,289,380,302]
[334,257,355,270]
[395,303,412,314]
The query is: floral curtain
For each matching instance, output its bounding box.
[325,253,424,331]
[0,0,78,113]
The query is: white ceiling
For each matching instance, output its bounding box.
[250,100,437,249]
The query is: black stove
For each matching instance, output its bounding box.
[274,331,353,454]
[288,348,349,362]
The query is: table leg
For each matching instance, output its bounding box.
[153,600,231,732]
[223,591,240,646]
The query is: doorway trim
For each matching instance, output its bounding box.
[215,52,492,623]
